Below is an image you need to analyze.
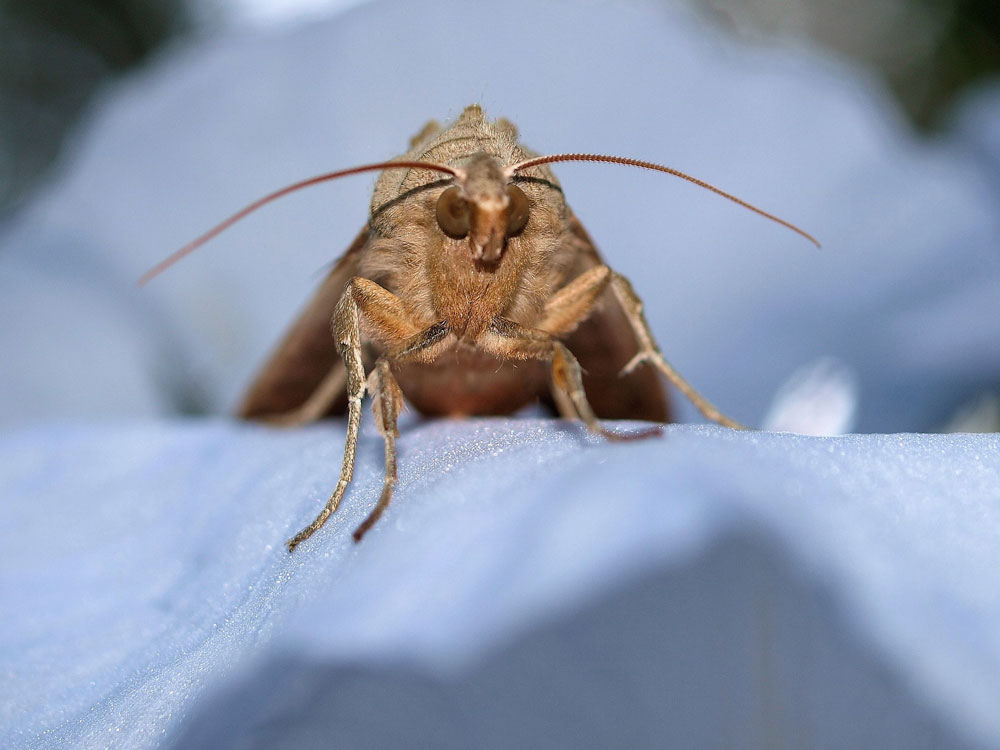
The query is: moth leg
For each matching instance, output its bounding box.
[288,277,448,551]
[287,284,368,552]
[550,384,577,421]
[260,361,347,428]
[538,265,612,337]
[265,270,420,437]
[481,318,660,442]
[353,359,404,542]
[610,272,746,430]
[536,266,648,423]
[537,268,607,419]
[348,323,449,542]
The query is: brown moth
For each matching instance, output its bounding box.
[142,105,817,551]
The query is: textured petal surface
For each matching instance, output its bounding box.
[2,422,999,748]
[0,0,997,429]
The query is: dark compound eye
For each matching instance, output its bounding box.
[436,186,470,238]
[505,184,529,237]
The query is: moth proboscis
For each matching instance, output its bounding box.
[141,105,819,551]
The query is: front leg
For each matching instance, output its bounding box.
[287,277,444,552]
[352,358,404,542]
[533,264,740,429]
[610,272,745,430]
[480,318,659,442]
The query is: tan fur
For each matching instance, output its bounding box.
[241,106,667,424]
[238,106,755,548]
[364,106,570,339]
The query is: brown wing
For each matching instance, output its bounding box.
[237,226,369,419]
[559,214,671,422]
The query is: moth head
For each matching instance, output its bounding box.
[435,153,530,263]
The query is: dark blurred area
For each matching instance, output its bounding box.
[0,0,190,214]
[701,0,1000,128]
[0,0,998,214]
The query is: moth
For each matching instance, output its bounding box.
[142,105,817,551]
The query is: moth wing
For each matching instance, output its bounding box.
[561,213,671,422]
[237,226,369,419]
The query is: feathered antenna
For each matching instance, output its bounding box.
[138,160,460,285]
[507,153,819,248]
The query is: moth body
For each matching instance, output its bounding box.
[241,106,669,428]
[359,112,581,415]
[146,104,817,549]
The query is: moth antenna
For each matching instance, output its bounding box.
[508,153,820,248]
[139,160,460,285]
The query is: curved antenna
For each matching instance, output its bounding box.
[508,153,819,248]
[139,160,460,285]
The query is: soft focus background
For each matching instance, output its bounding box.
[1,1,999,748]
[2,0,999,213]
[0,0,1000,210]
[1,0,999,430]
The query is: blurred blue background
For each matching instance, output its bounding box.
[2,0,999,213]
[1,0,999,430]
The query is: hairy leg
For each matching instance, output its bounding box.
[481,318,660,441]
[610,272,745,430]
[538,265,611,336]
[352,359,404,542]
[287,277,446,552]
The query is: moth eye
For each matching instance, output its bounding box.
[436,186,470,239]
[505,184,529,237]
